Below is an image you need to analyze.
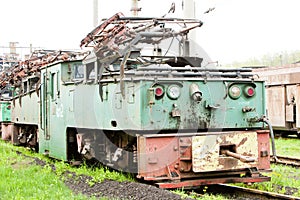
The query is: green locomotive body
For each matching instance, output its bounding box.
[0,101,11,123]
[0,14,272,188]
[0,100,12,141]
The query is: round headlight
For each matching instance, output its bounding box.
[167,85,181,99]
[229,85,241,99]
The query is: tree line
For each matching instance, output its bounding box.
[225,50,300,68]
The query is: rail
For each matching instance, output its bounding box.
[204,184,300,200]
[271,155,300,168]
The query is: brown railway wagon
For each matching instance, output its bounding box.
[254,62,300,138]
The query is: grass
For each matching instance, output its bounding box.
[0,141,89,200]
[233,137,300,197]
[274,137,300,157]
[270,164,300,190]
[0,140,135,200]
[235,164,300,197]
[1,140,134,183]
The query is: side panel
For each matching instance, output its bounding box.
[0,101,11,122]
[67,85,101,128]
[297,85,300,128]
[64,82,141,130]
[11,92,39,125]
[266,86,285,127]
[286,85,297,122]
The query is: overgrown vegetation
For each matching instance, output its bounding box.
[0,140,133,199]
[274,137,300,157]
[0,141,88,199]
[235,164,300,197]
[234,137,300,197]
[0,140,229,200]
[2,137,299,199]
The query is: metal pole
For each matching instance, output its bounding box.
[183,0,195,19]
[182,0,196,56]
[131,0,140,17]
[93,0,99,27]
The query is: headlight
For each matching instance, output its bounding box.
[229,85,241,99]
[167,85,181,99]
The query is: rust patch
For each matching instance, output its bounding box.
[238,137,248,147]
[219,158,239,169]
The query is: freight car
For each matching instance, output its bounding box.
[0,14,274,188]
[254,63,300,138]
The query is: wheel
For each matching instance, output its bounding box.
[297,131,300,139]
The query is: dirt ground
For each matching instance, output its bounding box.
[63,171,190,200]
[31,157,191,200]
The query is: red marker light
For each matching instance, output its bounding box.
[155,86,164,97]
[245,86,255,97]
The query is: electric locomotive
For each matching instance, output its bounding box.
[1,13,273,188]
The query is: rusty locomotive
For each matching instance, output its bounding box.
[0,13,274,188]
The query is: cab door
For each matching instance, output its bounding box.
[41,70,59,137]
[41,71,52,141]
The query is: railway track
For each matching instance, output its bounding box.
[272,155,300,168]
[202,184,300,200]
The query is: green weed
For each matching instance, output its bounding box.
[234,164,300,197]
[274,137,300,157]
[0,141,88,199]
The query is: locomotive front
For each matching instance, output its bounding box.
[79,13,271,188]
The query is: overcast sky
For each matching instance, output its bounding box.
[0,0,299,64]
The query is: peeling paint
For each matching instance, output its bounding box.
[192,132,258,172]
